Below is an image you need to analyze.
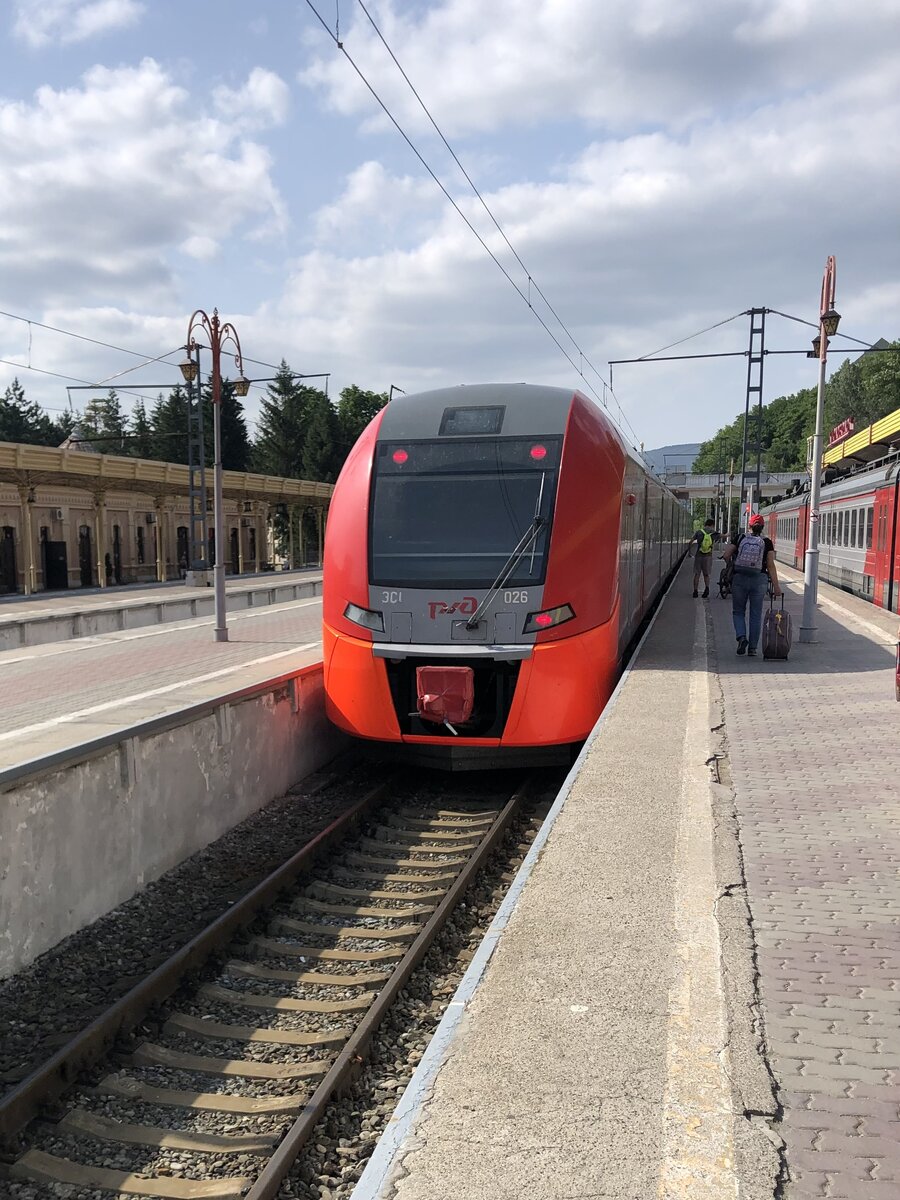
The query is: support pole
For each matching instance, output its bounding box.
[799,257,838,644]
[94,493,106,589]
[316,507,324,568]
[288,506,295,570]
[155,498,165,582]
[212,390,227,640]
[18,487,36,596]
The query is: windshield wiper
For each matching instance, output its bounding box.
[464,516,545,631]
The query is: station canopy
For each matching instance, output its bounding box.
[0,441,333,506]
[824,406,900,469]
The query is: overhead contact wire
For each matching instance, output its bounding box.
[352,0,644,446]
[303,0,648,446]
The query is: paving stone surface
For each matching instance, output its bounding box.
[708,572,900,1200]
[0,600,323,735]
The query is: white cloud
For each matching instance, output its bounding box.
[13,0,144,47]
[299,0,900,138]
[0,58,286,308]
[212,68,290,131]
[179,236,219,261]
[272,58,900,443]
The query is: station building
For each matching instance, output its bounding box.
[0,438,332,595]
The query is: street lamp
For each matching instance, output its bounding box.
[180,308,250,643]
[799,258,840,644]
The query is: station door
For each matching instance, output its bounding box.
[78,525,93,587]
[0,526,17,593]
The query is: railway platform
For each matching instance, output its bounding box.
[1,594,334,980]
[0,567,322,652]
[0,596,324,777]
[352,563,900,1200]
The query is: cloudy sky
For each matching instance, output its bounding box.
[0,0,898,453]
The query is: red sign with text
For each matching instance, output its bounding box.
[829,417,855,446]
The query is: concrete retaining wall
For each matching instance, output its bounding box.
[0,664,343,980]
[0,576,322,652]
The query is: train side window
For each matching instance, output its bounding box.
[866,506,874,550]
[843,511,849,547]
[851,509,858,547]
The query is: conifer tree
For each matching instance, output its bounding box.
[253,360,314,478]
[129,398,154,459]
[0,377,56,445]
[149,388,190,463]
[302,390,340,482]
[81,388,127,452]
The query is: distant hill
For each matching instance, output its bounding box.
[643,443,701,475]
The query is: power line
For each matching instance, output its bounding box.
[636,312,749,362]
[352,0,644,446]
[303,0,643,449]
[0,307,183,365]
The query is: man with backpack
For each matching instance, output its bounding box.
[721,514,782,656]
[690,518,718,598]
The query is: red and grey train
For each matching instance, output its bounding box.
[322,383,691,766]
[761,456,900,613]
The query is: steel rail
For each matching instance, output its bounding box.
[0,780,391,1145]
[244,778,531,1200]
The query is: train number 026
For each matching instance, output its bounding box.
[381,590,403,604]
[503,590,529,604]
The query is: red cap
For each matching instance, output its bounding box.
[749,514,765,530]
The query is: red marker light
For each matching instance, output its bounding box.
[534,612,554,627]
[530,444,547,460]
[392,448,408,464]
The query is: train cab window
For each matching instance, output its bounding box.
[370,437,561,587]
[866,506,874,549]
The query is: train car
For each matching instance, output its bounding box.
[322,383,691,767]
[763,456,900,611]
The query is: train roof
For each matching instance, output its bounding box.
[377,382,661,474]
[762,456,900,513]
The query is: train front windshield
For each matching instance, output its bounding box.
[370,438,561,588]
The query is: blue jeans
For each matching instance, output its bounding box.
[731,570,768,648]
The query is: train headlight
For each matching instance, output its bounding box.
[344,602,385,633]
[523,604,575,634]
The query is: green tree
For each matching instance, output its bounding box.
[51,409,76,444]
[336,385,388,457]
[149,388,190,464]
[81,388,127,451]
[212,378,251,472]
[129,398,154,459]
[0,377,57,445]
[302,390,340,482]
[692,340,900,477]
[253,361,315,477]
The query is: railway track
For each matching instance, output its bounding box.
[1,775,543,1199]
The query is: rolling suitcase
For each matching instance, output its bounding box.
[762,595,792,660]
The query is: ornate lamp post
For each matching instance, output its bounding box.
[180,309,250,643]
[799,257,841,643]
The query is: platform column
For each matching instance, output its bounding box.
[255,503,264,573]
[287,505,295,569]
[17,486,37,595]
[316,506,324,568]
[154,497,166,582]
[238,512,245,575]
[93,492,107,589]
[299,507,307,567]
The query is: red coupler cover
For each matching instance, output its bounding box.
[415,666,474,726]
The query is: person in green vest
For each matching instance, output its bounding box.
[690,518,719,598]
